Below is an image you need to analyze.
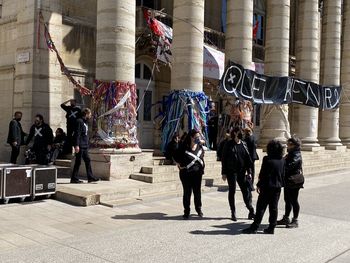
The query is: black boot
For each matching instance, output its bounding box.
[242,226,257,234]
[263,227,275,234]
[286,218,298,228]
[231,212,237,221]
[248,209,255,220]
[196,208,203,218]
[183,210,190,219]
[277,215,290,225]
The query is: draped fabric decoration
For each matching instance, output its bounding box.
[39,11,91,96]
[217,100,254,142]
[161,90,210,152]
[90,81,138,149]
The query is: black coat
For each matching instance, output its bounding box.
[7,119,25,145]
[60,104,81,127]
[284,148,304,188]
[175,144,205,175]
[26,123,53,150]
[216,138,228,161]
[165,140,178,161]
[221,140,253,176]
[244,134,259,161]
[73,118,90,149]
[257,155,285,189]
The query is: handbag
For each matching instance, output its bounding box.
[287,172,304,187]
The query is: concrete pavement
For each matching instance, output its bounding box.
[0,170,349,262]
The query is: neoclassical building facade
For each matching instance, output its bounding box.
[0,0,349,162]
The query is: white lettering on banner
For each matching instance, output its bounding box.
[284,79,293,101]
[222,65,242,97]
[291,79,305,104]
[228,73,236,84]
[324,88,332,109]
[252,75,267,104]
[332,89,341,109]
[306,84,320,106]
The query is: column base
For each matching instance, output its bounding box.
[301,145,325,152]
[324,145,347,151]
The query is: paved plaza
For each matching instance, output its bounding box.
[0,171,349,263]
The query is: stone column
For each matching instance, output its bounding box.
[291,0,321,150]
[96,0,135,82]
[319,0,343,149]
[340,0,350,147]
[171,0,205,91]
[225,0,253,67]
[259,0,291,146]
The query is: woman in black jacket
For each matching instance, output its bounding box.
[243,140,285,234]
[174,129,205,219]
[277,136,304,228]
[221,127,254,221]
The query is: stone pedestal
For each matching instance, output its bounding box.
[71,148,152,181]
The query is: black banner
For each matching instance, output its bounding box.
[220,61,342,110]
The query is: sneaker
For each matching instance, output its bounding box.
[286,219,298,228]
[248,211,255,220]
[88,177,100,183]
[70,179,83,184]
[277,216,290,225]
[263,227,275,234]
[242,227,257,234]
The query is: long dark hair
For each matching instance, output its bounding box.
[183,129,200,148]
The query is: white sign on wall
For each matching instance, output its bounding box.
[17,52,30,63]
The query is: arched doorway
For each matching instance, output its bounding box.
[135,62,155,149]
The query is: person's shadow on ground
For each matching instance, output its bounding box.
[190,223,270,236]
[111,213,228,221]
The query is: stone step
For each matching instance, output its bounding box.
[54,159,72,167]
[141,165,178,174]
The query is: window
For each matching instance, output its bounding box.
[135,63,153,80]
[143,91,152,121]
[136,0,159,9]
[253,13,265,46]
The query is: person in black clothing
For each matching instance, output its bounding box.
[25,114,53,165]
[221,127,255,221]
[243,140,285,234]
[61,99,81,153]
[216,130,230,161]
[50,128,67,164]
[174,129,205,219]
[243,127,259,186]
[71,108,99,184]
[208,110,218,150]
[7,111,26,164]
[277,136,304,228]
[165,133,180,164]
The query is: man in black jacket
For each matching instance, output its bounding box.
[71,108,99,184]
[61,99,81,153]
[7,111,26,164]
[25,114,53,165]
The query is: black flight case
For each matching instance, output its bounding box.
[1,165,32,204]
[31,165,57,199]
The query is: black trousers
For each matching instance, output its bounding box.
[65,126,74,154]
[71,148,94,181]
[251,188,281,230]
[284,187,300,219]
[227,173,254,215]
[179,170,203,214]
[10,145,20,164]
[33,146,49,165]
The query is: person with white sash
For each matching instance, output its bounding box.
[174,129,205,219]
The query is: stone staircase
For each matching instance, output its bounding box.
[53,148,350,207]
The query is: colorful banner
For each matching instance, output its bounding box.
[221,61,342,110]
